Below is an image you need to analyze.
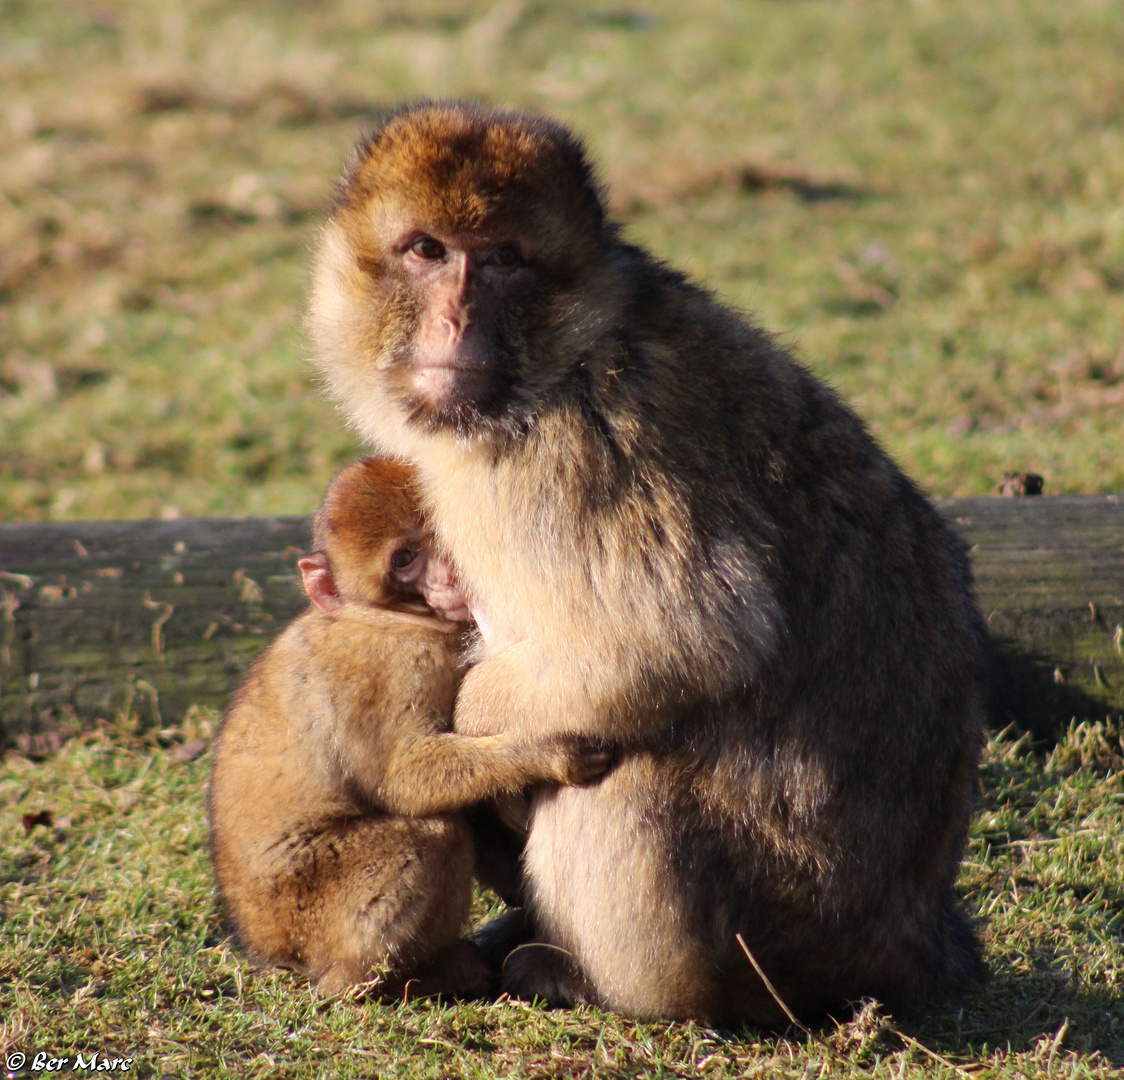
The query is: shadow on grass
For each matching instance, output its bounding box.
[710,968,1123,1069]
[907,960,1124,1066]
[991,639,1123,742]
[731,164,870,204]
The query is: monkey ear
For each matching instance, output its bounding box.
[298,553,343,612]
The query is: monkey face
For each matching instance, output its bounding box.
[299,519,431,615]
[389,537,473,622]
[366,518,433,612]
[305,455,474,622]
[381,225,536,427]
[305,515,471,623]
[377,524,464,618]
[309,102,611,445]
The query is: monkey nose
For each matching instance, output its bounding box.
[439,312,468,340]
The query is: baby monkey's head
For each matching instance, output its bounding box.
[299,455,471,622]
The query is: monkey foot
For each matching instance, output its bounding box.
[314,940,492,1002]
[500,940,594,1008]
[389,940,493,1002]
[473,907,534,971]
[313,957,371,998]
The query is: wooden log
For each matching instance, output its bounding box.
[941,495,1123,736]
[1,496,1121,743]
[1,516,310,738]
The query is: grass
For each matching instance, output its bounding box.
[2,0,1123,521]
[3,2,1123,1076]
[1,718,1122,1077]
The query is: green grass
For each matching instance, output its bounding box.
[2,0,1123,521]
[2,719,1122,1077]
[3,2,1124,1076]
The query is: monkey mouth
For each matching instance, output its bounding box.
[395,599,438,616]
[436,601,474,622]
[412,361,492,406]
[415,354,487,371]
[420,581,474,624]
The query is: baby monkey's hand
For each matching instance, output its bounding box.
[547,734,619,786]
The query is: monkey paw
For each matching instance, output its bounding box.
[418,939,494,1001]
[313,957,375,997]
[550,733,619,785]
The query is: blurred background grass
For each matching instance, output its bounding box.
[2,0,1122,521]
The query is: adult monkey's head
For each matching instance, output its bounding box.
[308,101,612,449]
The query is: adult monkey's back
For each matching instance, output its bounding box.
[308,101,987,1023]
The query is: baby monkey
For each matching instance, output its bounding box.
[209,456,612,997]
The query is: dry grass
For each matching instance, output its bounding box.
[1,720,1121,1077]
[2,3,1123,1075]
[2,0,1123,521]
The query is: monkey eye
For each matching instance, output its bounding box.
[409,236,446,261]
[484,244,523,269]
[390,548,417,570]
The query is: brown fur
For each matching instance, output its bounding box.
[209,455,612,997]
[308,103,987,1022]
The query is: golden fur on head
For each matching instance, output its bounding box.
[312,456,421,607]
[308,103,624,458]
[335,101,604,258]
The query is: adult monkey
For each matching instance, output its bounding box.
[308,101,987,1023]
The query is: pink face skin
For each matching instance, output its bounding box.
[395,230,530,410]
[407,548,474,622]
[297,542,475,625]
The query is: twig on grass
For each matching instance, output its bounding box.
[735,933,820,1043]
[891,1027,978,1078]
[500,940,577,976]
[736,933,976,1078]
